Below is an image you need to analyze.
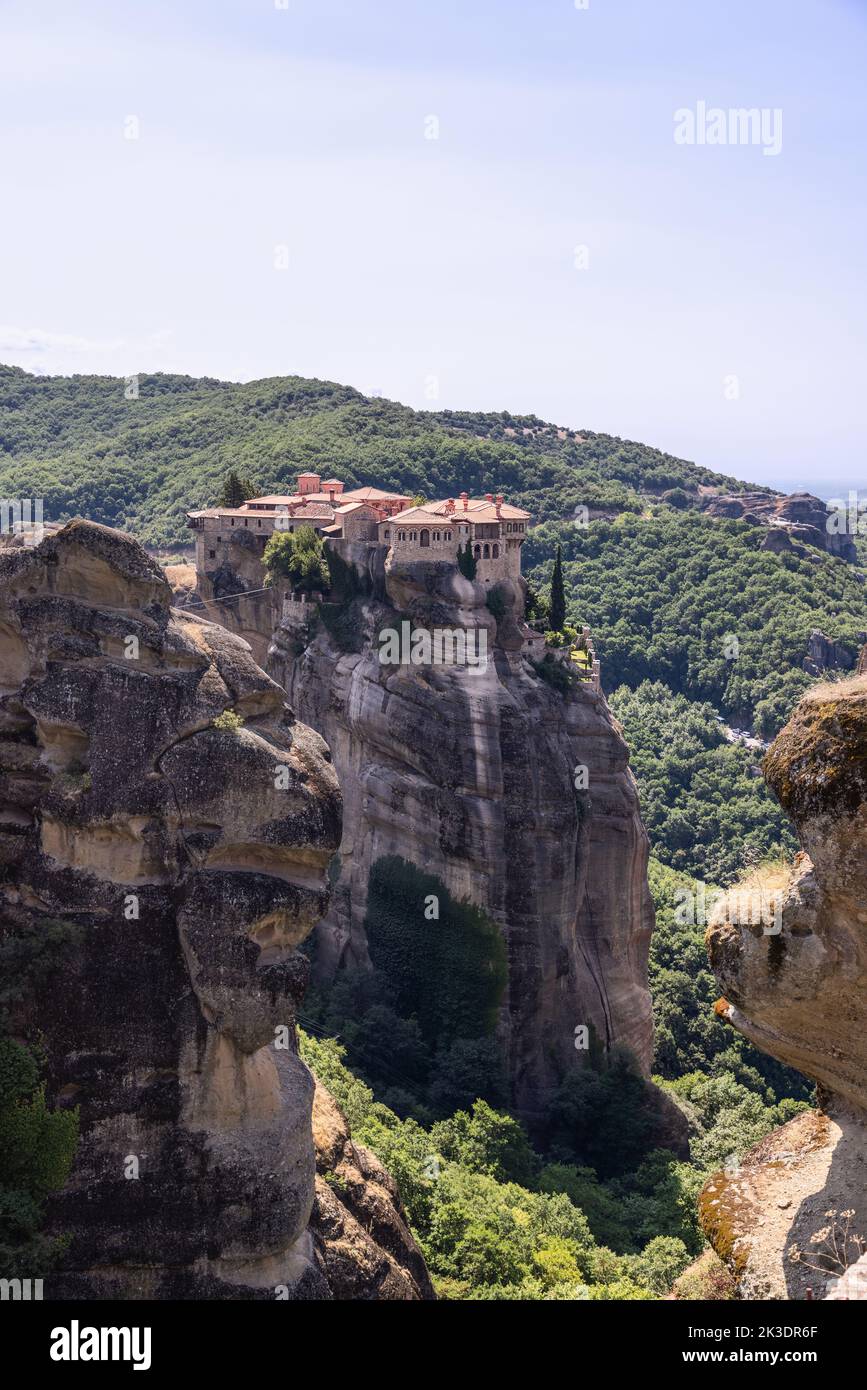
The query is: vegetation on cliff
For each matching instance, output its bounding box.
[0,365,739,548]
[610,683,798,884]
[525,512,864,734]
[263,523,330,594]
[300,1029,801,1300]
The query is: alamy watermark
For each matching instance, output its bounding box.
[0,498,44,546]
[826,492,867,536]
[674,102,783,157]
[379,620,488,675]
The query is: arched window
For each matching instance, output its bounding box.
[384,529,390,539]
[492,543,499,558]
[473,544,481,558]
[483,544,490,558]
[420,529,430,547]
[446,530,452,540]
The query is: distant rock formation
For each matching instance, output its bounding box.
[268,547,657,1123]
[702,673,867,1298]
[701,490,858,564]
[0,520,431,1299]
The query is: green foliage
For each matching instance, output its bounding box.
[217,470,256,508]
[524,583,549,628]
[545,1052,660,1179]
[211,709,243,732]
[610,681,797,884]
[302,968,508,1122]
[648,857,812,1102]
[530,653,576,694]
[630,1235,692,1294]
[666,1071,808,1171]
[263,524,329,594]
[549,543,566,632]
[525,512,864,730]
[363,857,507,1048]
[300,1032,704,1301]
[0,366,739,548]
[0,1040,78,1277]
[431,1101,538,1187]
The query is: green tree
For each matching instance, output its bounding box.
[549,543,566,632]
[217,470,255,508]
[431,1100,537,1187]
[263,524,330,594]
[0,1038,79,1276]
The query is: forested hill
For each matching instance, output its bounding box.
[0,364,748,546]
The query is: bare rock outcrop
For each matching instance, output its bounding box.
[308,1082,434,1299]
[268,553,656,1121]
[0,520,430,1299]
[701,489,858,563]
[703,674,867,1297]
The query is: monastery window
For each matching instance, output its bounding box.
[209,549,216,559]
[446,530,452,540]
[474,544,481,559]
[420,529,430,547]
[483,544,490,558]
[231,518,235,526]
[257,520,262,528]
[493,543,499,558]
[384,529,391,540]
[217,536,222,543]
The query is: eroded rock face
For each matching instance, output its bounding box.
[0,520,428,1299]
[703,674,867,1298]
[308,1082,434,1300]
[701,490,858,563]
[268,556,655,1119]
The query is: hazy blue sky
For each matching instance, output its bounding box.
[1,0,865,491]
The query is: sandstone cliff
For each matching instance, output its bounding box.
[0,520,431,1299]
[702,674,867,1298]
[267,549,655,1120]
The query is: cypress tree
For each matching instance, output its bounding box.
[218,470,252,508]
[549,544,566,632]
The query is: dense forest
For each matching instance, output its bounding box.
[3,363,862,1297]
[525,512,865,734]
[0,365,741,546]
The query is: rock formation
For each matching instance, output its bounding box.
[703,673,867,1298]
[267,547,656,1121]
[701,489,858,564]
[0,520,431,1299]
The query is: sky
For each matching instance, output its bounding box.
[1,0,866,493]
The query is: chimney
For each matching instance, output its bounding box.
[460,492,469,511]
[485,493,494,503]
[495,494,503,515]
[445,498,455,514]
